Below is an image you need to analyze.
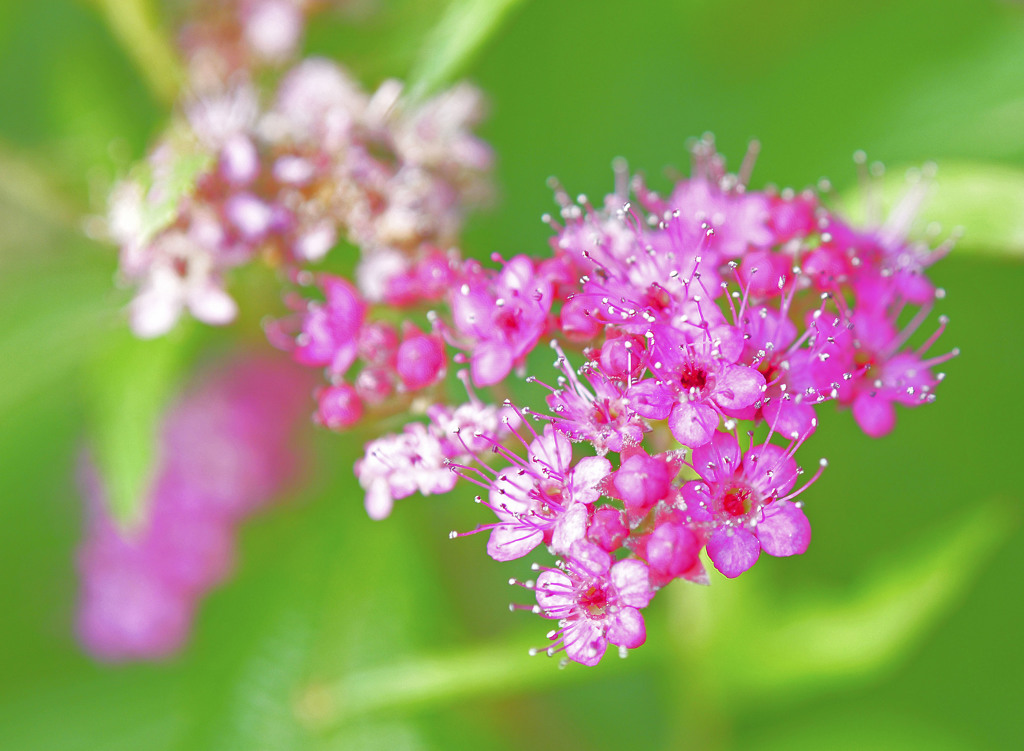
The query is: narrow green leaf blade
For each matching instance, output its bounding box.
[408,0,529,100]
[85,326,196,528]
[711,499,1013,698]
[841,162,1024,258]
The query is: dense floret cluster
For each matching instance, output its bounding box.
[271,138,955,665]
[108,59,490,338]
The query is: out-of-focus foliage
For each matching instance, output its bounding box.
[0,0,1021,749]
[843,162,1024,257]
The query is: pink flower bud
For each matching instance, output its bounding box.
[598,332,646,380]
[316,383,364,430]
[646,518,699,587]
[588,506,628,552]
[355,367,394,404]
[396,325,446,391]
[612,451,671,516]
[358,321,399,367]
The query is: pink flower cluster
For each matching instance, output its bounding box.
[75,356,310,660]
[178,0,354,91]
[108,59,491,338]
[287,137,954,667]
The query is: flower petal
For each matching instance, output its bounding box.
[535,570,575,611]
[551,502,589,555]
[563,620,607,666]
[852,393,896,438]
[487,523,544,561]
[568,456,613,503]
[470,341,513,387]
[627,380,674,420]
[606,606,646,649]
[568,540,611,578]
[706,527,760,578]
[668,401,718,448]
[610,559,654,608]
[756,500,811,557]
[714,364,766,410]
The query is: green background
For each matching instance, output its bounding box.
[0,0,1022,749]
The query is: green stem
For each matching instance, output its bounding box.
[296,636,644,731]
[90,0,183,106]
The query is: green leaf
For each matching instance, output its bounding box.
[840,162,1024,259]
[408,0,529,100]
[670,499,1014,700]
[85,325,197,528]
[0,139,82,230]
[298,632,647,733]
[87,0,183,106]
[0,258,118,419]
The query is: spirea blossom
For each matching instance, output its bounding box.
[75,356,310,660]
[108,57,492,338]
[325,136,953,667]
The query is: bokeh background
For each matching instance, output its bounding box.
[1,0,1022,749]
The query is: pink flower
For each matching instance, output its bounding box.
[291,275,367,376]
[357,389,517,520]
[357,424,456,520]
[682,431,822,578]
[536,350,646,455]
[629,324,765,447]
[449,256,553,386]
[533,540,654,666]
[818,306,955,438]
[127,230,238,338]
[457,425,611,561]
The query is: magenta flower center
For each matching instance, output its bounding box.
[678,363,709,392]
[495,306,523,336]
[720,485,753,517]
[642,285,672,314]
[579,584,609,617]
[758,354,781,383]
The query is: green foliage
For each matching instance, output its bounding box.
[408,0,530,100]
[84,326,197,527]
[670,500,1015,701]
[844,162,1024,258]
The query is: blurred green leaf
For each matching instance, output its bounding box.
[672,499,1014,700]
[319,721,427,751]
[753,711,976,751]
[300,628,648,733]
[0,261,117,418]
[175,479,448,749]
[408,0,529,100]
[0,140,82,230]
[841,162,1024,258]
[87,0,183,106]
[85,326,196,528]
[301,638,567,730]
